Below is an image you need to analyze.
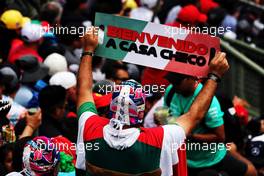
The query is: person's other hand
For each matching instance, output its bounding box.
[209,52,229,78]
[82,26,99,52]
[26,109,42,131]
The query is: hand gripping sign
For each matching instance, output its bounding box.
[95,13,220,78]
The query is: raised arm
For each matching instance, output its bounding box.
[77,28,98,109]
[176,52,229,135]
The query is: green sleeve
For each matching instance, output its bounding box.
[77,102,98,119]
[205,96,224,128]
[163,84,173,107]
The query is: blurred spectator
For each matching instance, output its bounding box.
[165,5,182,24]
[38,85,67,138]
[40,1,63,27]
[221,6,240,33]
[85,0,123,22]
[92,56,105,82]
[0,143,14,174]
[102,60,129,84]
[246,134,264,170]
[8,22,44,64]
[14,55,48,108]
[4,0,43,19]
[49,71,77,114]
[207,7,227,27]
[127,63,140,81]
[0,10,30,60]
[130,0,161,23]
[0,66,27,126]
[58,21,84,65]
[163,72,255,176]
[168,5,207,27]
[199,0,219,14]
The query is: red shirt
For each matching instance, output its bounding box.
[8,39,43,64]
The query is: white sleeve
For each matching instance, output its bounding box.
[160,125,186,176]
[75,111,96,170]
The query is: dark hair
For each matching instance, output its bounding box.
[39,85,66,114]
[12,137,33,172]
[0,143,14,164]
[98,106,110,117]
[102,61,128,80]
[57,21,83,45]
[247,119,261,137]
[0,143,14,174]
[40,2,62,25]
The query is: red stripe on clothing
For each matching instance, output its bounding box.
[173,144,188,176]
[83,115,109,141]
[137,127,164,149]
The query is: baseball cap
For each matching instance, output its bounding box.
[21,22,44,42]
[93,93,113,109]
[49,71,76,89]
[124,0,138,9]
[200,0,219,14]
[16,55,49,83]
[0,10,30,30]
[178,5,207,24]
[44,53,68,76]
[164,72,189,85]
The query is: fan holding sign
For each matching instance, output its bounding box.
[75,13,231,176]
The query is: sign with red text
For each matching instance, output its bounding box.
[95,13,220,77]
